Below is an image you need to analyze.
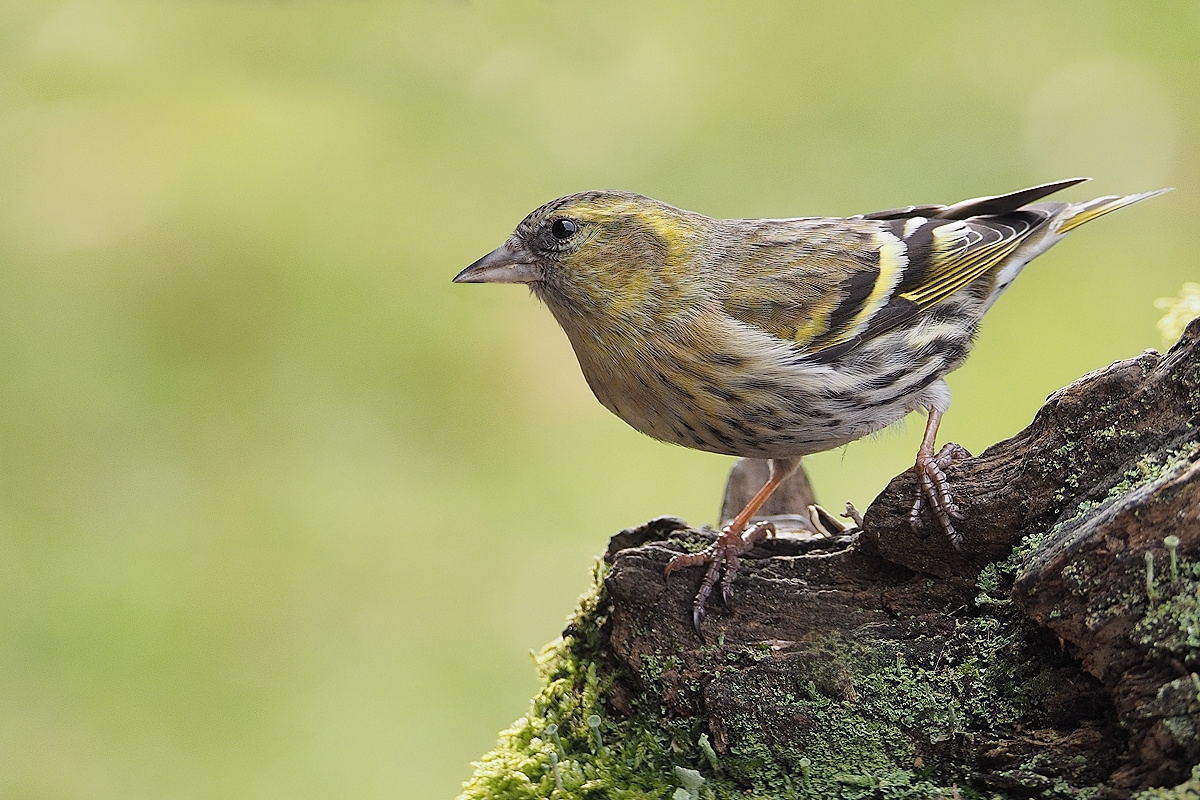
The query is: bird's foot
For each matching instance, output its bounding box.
[909,442,971,554]
[664,519,776,639]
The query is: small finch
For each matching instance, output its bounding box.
[455,179,1167,634]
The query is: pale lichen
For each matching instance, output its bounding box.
[1156,283,1200,345]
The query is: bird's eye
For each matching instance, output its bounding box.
[551,218,578,240]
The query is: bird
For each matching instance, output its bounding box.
[454,178,1168,635]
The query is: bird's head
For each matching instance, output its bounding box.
[454,191,705,320]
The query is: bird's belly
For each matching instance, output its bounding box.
[579,353,929,460]
[571,316,970,460]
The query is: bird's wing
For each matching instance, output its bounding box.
[720,181,1088,360]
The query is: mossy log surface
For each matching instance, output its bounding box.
[459,319,1200,800]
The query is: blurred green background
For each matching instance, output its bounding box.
[0,1,1194,798]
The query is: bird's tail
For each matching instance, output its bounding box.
[1054,188,1172,235]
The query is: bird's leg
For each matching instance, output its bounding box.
[665,457,799,637]
[908,407,971,554]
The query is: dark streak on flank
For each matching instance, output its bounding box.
[676,360,713,386]
[917,335,969,364]
[742,410,778,432]
[723,415,759,441]
[793,400,832,420]
[661,363,707,403]
[708,351,748,369]
[819,388,879,410]
[907,367,946,394]
[859,367,909,392]
[672,381,698,404]
[705,424,738,451]
[707,383,741,404]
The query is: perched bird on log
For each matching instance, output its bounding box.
[455,179,1167,634]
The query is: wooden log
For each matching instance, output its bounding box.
[459,318,1200,800]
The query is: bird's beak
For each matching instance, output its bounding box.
[453,242,542,284]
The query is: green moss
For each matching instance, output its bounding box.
[459,553,1090,799]
[1017,441,1200,583]
[974,563,1010,607]
[1135,765,1200,800]
[1134,552,1200,672]
[1006,440,1200,644]
[1106,443,1200,502]
[1032,383,1189,514]
[459,560,690,800]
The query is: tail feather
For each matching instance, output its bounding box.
[935,177,1092,220]
[1054,188,1172,235]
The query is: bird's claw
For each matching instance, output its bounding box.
[909,442,971,554]
[665,520,775,639]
